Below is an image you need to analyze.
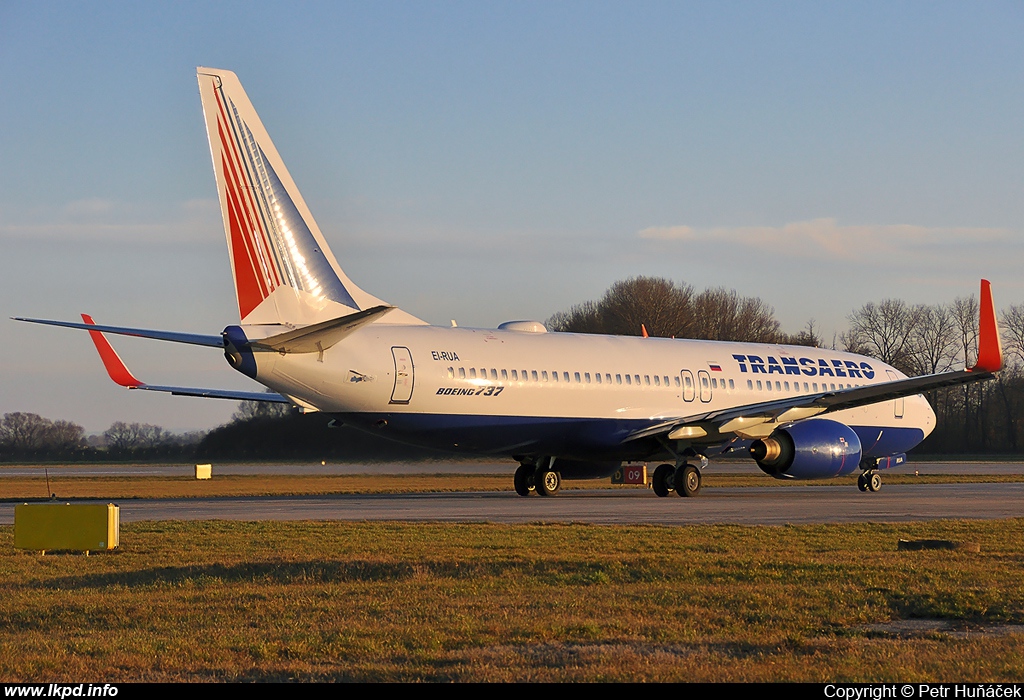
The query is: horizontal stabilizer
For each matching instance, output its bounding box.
[81,314,288,403]
[13,316,224,348]
[249,305,394,354]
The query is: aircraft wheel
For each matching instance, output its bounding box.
[867,472,882,493]
[535,468,561,496]
[514,464,535,497]
[676,464,702,497]
[652,463,674,497]
[857,473,869,492]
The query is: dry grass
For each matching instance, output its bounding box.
[1,519,1023,681]
[3,471,1023,501]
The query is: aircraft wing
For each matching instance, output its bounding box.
[625,279,1002,443]
[81,315,289,403]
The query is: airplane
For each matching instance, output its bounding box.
[15,67,1003,499]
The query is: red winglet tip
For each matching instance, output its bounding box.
[969,279,1002,373]
[80,313,144,388]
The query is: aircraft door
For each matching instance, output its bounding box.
[681,370,695,402]
[698,370,712,403]
[886,370,904,418]
[390,346,415,404]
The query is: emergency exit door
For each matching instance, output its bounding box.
[390,347,414,404]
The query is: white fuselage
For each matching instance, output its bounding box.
[246,324,935,461]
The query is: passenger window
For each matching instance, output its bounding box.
[757,380,763,390]
[491,369,498,381]
[541,371,548,381]
[728,379,734,390]
[501,369,508,380]
[625,375,632,385]
[511,370,518,381]
[595,373,602,384]
[574,372,581,383]
[606,373,612,383]
[551,371,558,382]
[447,367,454,379]
[654,376,661,386]
[644,375,651,385]
[674,377,681,387]
[784,381,790,391]
[532,370,539,381]
[616,374,622,385]
[635,375,641,385]
[469,368,477,379]
[747,379,753,390]
[585,372,591,383]
[459,368,466,379]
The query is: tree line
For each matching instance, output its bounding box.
[0,413,205,461]
[6,275,1024,460]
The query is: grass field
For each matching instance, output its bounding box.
[3,471,1024,501]
[2,519,1023,681]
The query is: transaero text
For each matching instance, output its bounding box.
[733,354,876,379]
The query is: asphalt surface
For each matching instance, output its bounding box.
[4,460,1024,477]
[2,481,1023,526]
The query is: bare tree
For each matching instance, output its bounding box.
[46,420,86,452]
[844,299,922,375]
[691,288,782,343]
[0,413,53,451]
[907,304,960,376]
[232,399,292,423]
[1001,303,1024,367]
[599,276,695,337]
[103,421,167,452]
[546,300,605,334]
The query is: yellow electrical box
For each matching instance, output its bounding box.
[195,464,212,480]
[14,503,119,553]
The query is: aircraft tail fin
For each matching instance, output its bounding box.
[196,67,423,328]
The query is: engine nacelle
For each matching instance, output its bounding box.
[749,419,862,480]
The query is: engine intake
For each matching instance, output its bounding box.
[750,419,862,480]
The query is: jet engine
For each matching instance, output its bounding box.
[749,419,862,480]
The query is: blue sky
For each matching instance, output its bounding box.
[1,2,1022,432]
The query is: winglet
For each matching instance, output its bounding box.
[969,279,1002,373]
[81,314,143,388]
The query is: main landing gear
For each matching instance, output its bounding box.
[652,462,702,498]
[857,470,882,493]
[514,458,561,497]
